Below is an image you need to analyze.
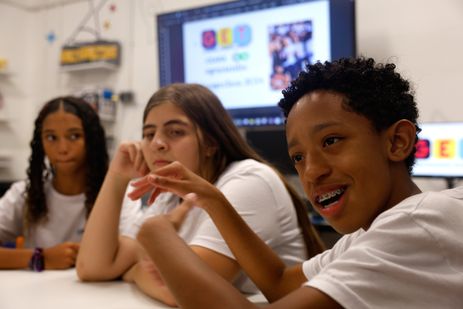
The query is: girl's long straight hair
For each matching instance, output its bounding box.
[144,83,325,257]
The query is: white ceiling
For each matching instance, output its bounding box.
[0,0,88,11]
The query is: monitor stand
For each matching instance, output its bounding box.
[445,177,456,189]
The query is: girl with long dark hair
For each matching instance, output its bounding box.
[0,96,108,270]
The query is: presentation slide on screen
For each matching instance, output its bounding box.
[182,1,330,109]
[412,122,463,177]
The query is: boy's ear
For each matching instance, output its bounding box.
[386,119,417,162]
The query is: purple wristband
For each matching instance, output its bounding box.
[29,247,44,272]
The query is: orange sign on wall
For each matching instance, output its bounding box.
[60,41,121,67]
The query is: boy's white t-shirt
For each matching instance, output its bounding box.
[302,187,463,309]
[124,159,307,293]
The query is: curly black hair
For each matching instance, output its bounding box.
[278,57,420,174]
[25,96,109,226]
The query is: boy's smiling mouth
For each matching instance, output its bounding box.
[315,187,346,209]
[314,186,347,212]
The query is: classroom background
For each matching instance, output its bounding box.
[1,0,462,193]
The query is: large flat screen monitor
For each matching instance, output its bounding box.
[157,0,356,127]
[412,122,463,179]
[246,128,295,175]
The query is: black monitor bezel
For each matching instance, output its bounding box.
[156,0,356,127]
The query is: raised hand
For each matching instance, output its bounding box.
[44,242,80,269]
[109,141,150,180]
[128,161,226,210]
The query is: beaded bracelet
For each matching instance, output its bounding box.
[29,247,44,272]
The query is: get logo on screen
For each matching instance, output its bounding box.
[202,25,252,49]
[415,138,461,159]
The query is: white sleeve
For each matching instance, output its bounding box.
[120,192,178,239]
[188,171,284,260]
[118,194,144,236]
[302,230,363,280]
[304,204,463,309]
[0,181,26,243]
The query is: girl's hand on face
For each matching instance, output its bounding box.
[127,161,225,210]
[109,142,150,180]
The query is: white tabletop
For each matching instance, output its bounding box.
[0,269,267,309]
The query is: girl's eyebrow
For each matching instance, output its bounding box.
[42,127,83,133]
[142,124,155,130]
[143,119,189,130]
[164,119,189,127]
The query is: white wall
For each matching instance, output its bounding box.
[0,3,37,180]
[355,0,463,190]
[1,0,463,190]
[356,0,463,123]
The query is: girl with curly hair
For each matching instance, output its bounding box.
[0,96,109,270]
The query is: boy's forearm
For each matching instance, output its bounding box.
[138,217,257,309]
[202,196,305,301]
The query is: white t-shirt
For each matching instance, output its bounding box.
[0,180,86,248]
[302,187,463,309]
[124,159,306,293]
[118,189,146,236]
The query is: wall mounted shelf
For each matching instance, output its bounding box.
[60,62,118,72]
